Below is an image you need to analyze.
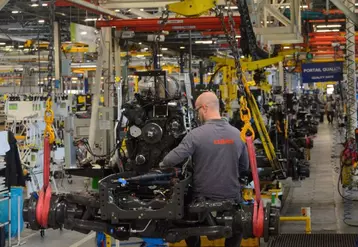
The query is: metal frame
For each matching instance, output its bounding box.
[254,0,303,45]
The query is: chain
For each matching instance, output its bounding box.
[152,9,169,68]
[47,0,55,96]
[214,1,244,94]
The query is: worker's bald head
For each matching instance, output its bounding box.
[195,91,221,122]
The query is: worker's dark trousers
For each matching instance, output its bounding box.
[185,234,243,247]
[327,111,334,123]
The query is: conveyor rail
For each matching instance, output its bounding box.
[268,234,358,247]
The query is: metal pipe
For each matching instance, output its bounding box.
[280,216,311,234]
[97,16,241,28]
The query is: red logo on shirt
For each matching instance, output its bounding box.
[213,139,234,145]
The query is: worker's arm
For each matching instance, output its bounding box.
[239,143,249,176]
[162,132,195,167]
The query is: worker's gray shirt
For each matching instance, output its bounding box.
[163,119,249,200]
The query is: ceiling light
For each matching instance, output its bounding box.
[38,19,45,23]
[138,42,142,45]
[80,31,87,35]
[195,40,213,44]
[18,45,24,48]
[31,3,39,7]
[180,46,185,49]
[136,55,145,57]
[283,46,291,49]
[316,29,340,32]
[0,43,5,45]
[137,17,142,19]
[356,3,358,6]
[84,18,97,21]
[161,47,168,51]
[11,10,19,14]
[316,24,341,28]
[115,9,120,12]
[140,8,144,11]
[224,6,238,9]
[157,54,163,57]
[143,48,148,51]
[42,3,48,6]
[235,35,241,38]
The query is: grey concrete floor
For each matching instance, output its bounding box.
[18,121,358,247]
[281,121,358,233]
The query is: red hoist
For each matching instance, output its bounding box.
[36,97,55,228]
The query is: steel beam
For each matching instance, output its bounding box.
[330,0,358,26]
[0,0,9,11]
[129,8,156,18]
[345,0,357,138]
[55,0,130,19]
[264,4,291,26]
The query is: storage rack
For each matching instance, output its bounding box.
[0,155,10,247]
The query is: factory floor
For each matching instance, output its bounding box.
[18,121,358,247]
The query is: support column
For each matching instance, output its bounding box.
[345,0,357,138]
[87,29,106,158]
[53,21,62,92]
[278,61,284,88]
[103,27,112,107]
[114,40,121,80]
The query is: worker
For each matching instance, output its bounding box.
[160,91,249,247]
[325,97,335,124]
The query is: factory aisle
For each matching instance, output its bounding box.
[282,121,358,233]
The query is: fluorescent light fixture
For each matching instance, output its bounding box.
[38,19,45,23]
[283,46,291,49]
[18,45,24,48]
[137,17,142,19]
[235,35,241,38]
[136,55,145,57]
[84,18,97,21]
[316,24,341,28]
[157,54,163,57]
[115,9,120,12]
[161,47,168,51]
[327,85,334,88]
[138,42,142,45]
[279,4,308,9]
[356,3,358,6]
[224,6,238,9]
[316,29,339,32]
[195,40,213,44]
[31,3,39,7]
[140,8,144,11]
[80,31,87,35]
[0,43,6,45]
[42,3,48,6]
[11,10,19,14]
[180,46,185,49]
